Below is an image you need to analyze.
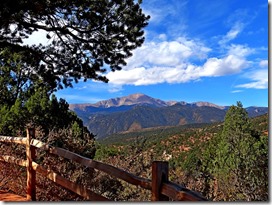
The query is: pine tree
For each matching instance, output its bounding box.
[212,102,268,201]
[0,0,150,90]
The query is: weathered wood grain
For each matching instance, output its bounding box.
[26,128,36,201]
[0,136,26,145]
[161,181,208,201]
[151,161,169,201]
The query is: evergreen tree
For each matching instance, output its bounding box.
[0,49,40,105]
[212,102,268,201]
[0,0,150,90]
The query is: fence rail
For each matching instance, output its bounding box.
[0,128,207,201]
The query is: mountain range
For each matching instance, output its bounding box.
[69,93,268,139]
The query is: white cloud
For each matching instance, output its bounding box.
[227,44,254,56]
[107,42,251,87]
[158,34,167,41]
[236,81,267,89]
[259,60,268,67]
[219,22,244,46]
[200,55,248,77]
[235,69,268,89]
[231,90,243,93]
[125,37,211,69]
[108,84,124,93]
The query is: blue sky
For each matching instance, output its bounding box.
[55,0,268,107]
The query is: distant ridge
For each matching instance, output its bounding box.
[70,93,227,110]
[69,93,268,138]
[91,93,169,108]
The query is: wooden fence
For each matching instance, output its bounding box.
[0,128,207,201]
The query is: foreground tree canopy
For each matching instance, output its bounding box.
[0,0,149,133]
[0,0,150,91]
[0,1,150,198]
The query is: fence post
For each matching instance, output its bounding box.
[151,161,169,201]
[26,128,36,201]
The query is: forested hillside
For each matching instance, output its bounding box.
[95,106,268,201]
[70,94,268,138]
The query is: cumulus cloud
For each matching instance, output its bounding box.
[200,55,247,77]
[106,41,251,87]
[124,37,211,69]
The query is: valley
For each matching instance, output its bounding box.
[93,112,268,201]
[68,93,269,201]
